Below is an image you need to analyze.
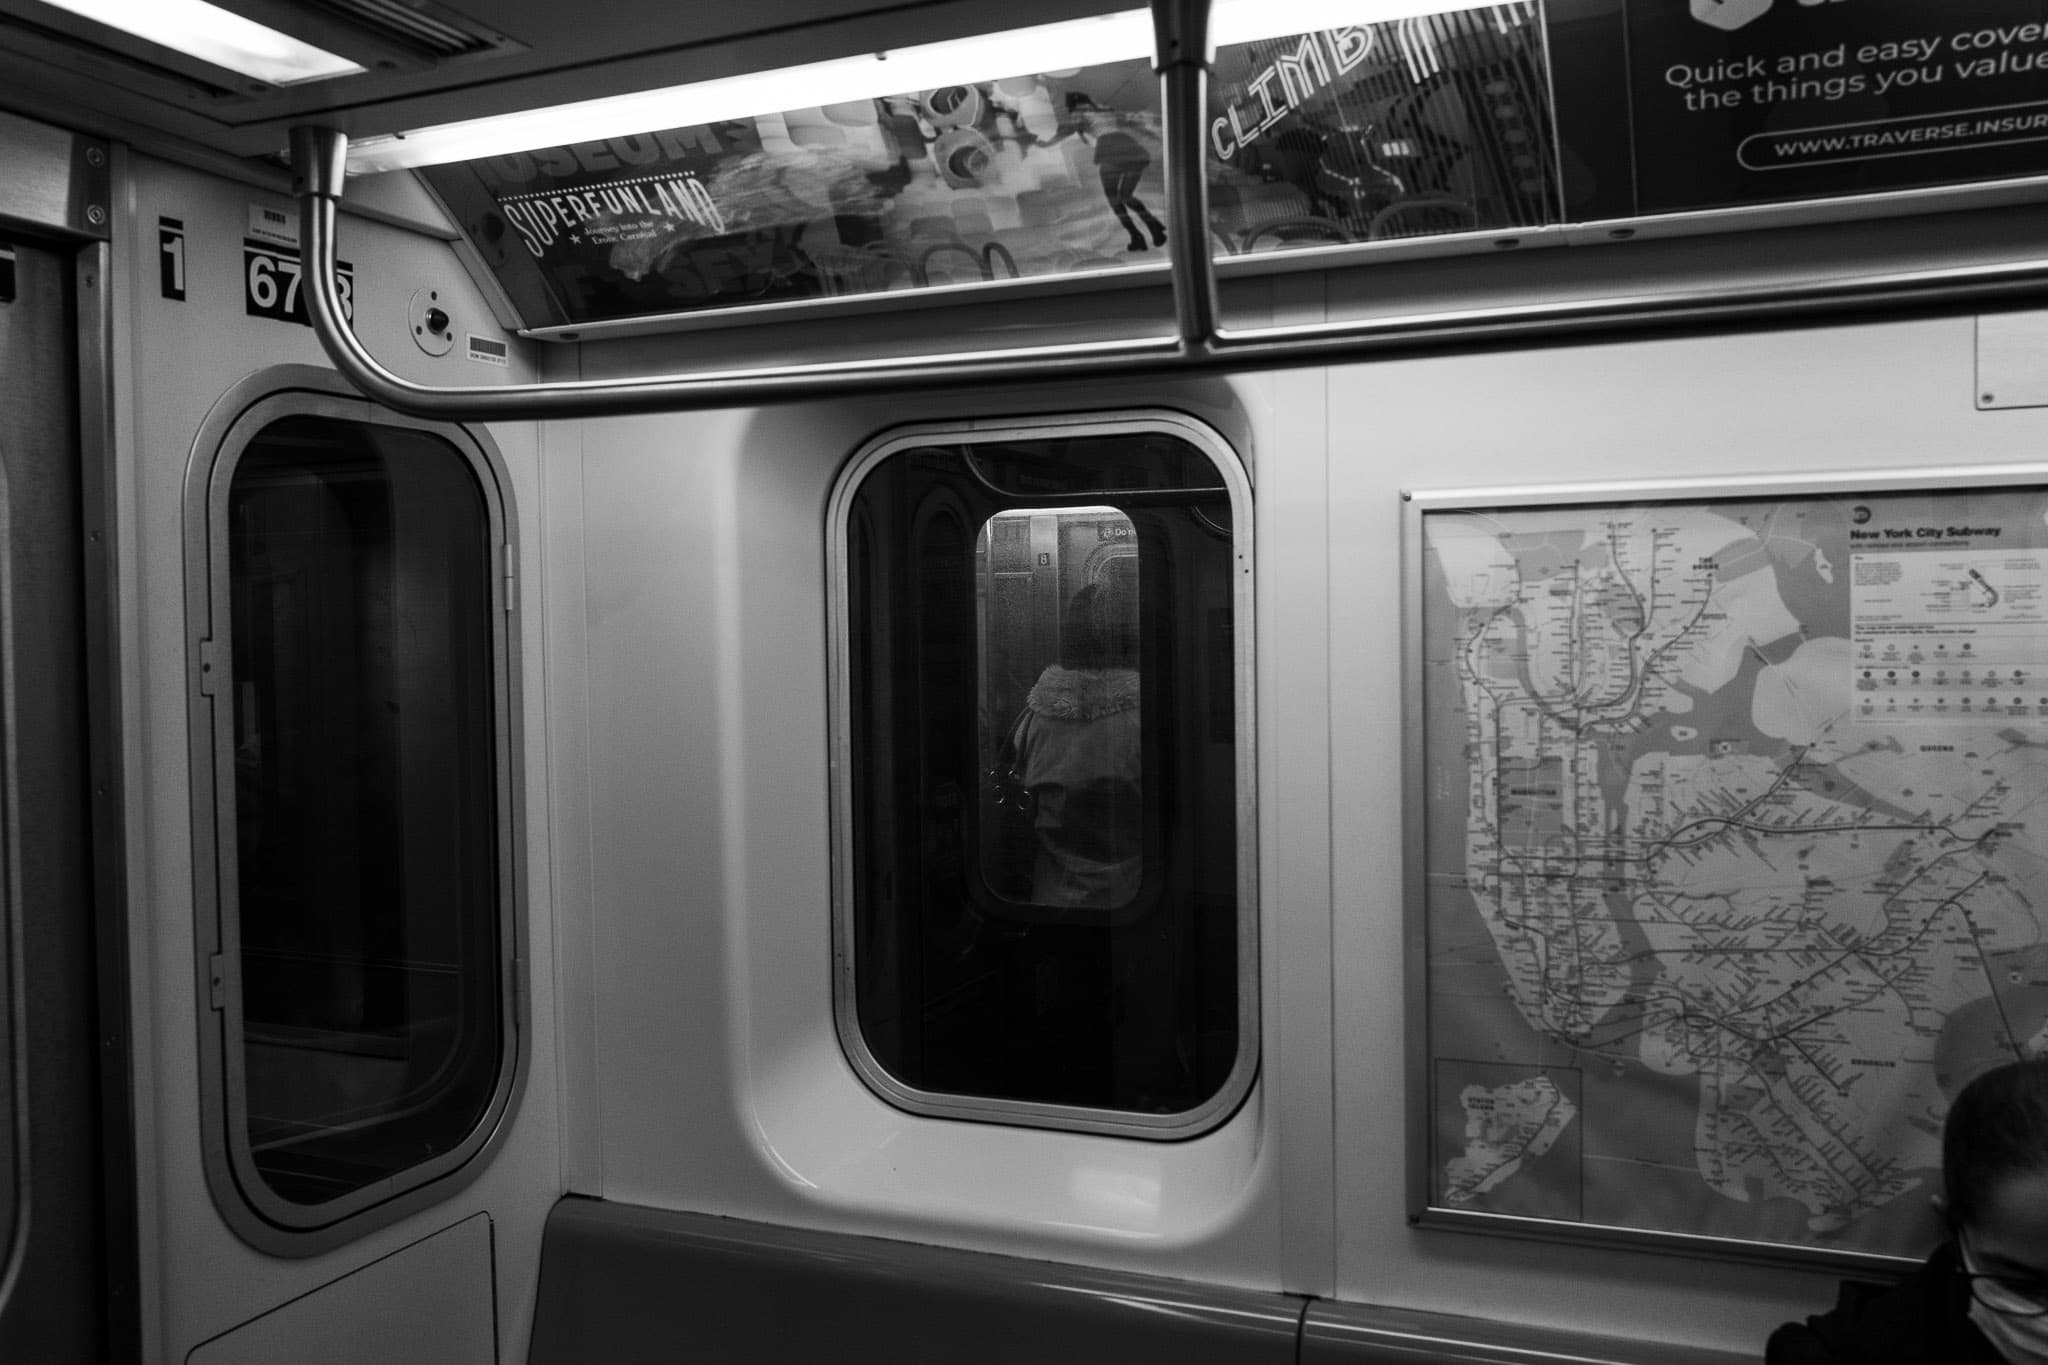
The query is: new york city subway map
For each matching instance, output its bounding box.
[1418,485,2048,1258]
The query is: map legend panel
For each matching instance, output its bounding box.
[1852,547,2048,724]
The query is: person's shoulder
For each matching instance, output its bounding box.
[1762,1319,1838,1365]
[1765,1246,1994,1365]
[1024,665,1137,721]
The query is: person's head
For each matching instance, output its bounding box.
[1059,584,1108,670]
[1943,1059,2048,1345]
[1945,1059,2048,1238]
[1065,91,1105,134]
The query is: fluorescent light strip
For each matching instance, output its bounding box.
[37,0,364,84]
[345,0,1507,174]
[1210,0,1502,44]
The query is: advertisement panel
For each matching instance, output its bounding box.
[419,2,1556,328]
[1621,0,2048,214]
[413,1,2048,331]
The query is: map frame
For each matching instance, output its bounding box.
[1401,466,2048,1273]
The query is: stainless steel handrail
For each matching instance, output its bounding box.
[290,0,2048,420]
[1154,0,1219,354]
[287,0,1221,420]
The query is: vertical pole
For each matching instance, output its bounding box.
[1153,0,1220,354]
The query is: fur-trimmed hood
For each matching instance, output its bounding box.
[1026,665,1139,721]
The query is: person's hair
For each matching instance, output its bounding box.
[1099,574,1137,668]
[1058,579,1138,671]
[1059,583,1108,669]
[1065,90,1102,142]
[1945,1058,2048,1231]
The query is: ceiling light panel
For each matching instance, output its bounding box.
[33,0,364,85]
[344,0,1505,173]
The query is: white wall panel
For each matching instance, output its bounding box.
[1248,342,1340,1301]
[560,302,2009,1346]
[561,373,1303,1290]
[1326,312,2024,1354]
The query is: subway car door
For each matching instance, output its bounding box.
[0,235,108,1358]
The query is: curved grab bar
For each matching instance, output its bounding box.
[291,0,2048,421]
[288,0,1219,420]
[294,129,1192,420]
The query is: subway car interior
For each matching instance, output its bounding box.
[10,0,2048,1358]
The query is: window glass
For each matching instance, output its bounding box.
[225,415,503,1209]
[841,426,1249,1126]
[978,507,1143,911]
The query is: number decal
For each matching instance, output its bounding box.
[243,239,354,330]
[247,253,278,309]
[158,217,186,301]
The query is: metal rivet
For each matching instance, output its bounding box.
[85,147,105,167]
[86,205,105,226]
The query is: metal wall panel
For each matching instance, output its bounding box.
[0,233,103,1361]
[113,150,559,1363]
[0,109,109,238]
[188,1214,497,1365]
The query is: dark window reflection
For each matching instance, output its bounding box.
[849,433,1242,1118]
[227,415,501,1207]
